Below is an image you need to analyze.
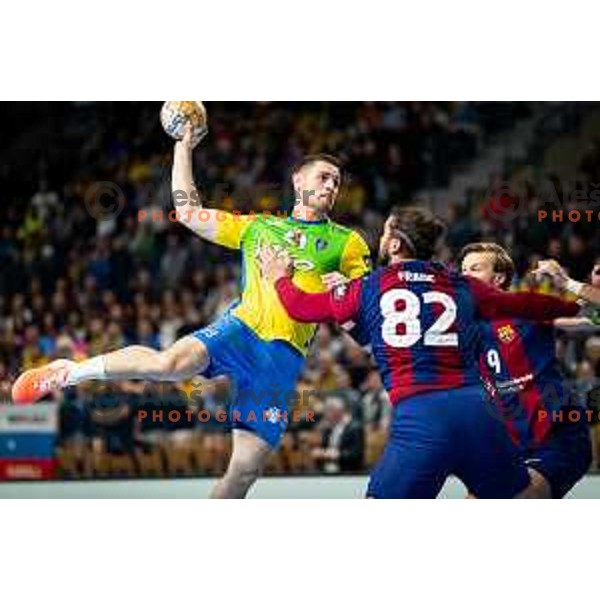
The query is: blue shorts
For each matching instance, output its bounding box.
[523,408,592,498]
[367,385,530,499]
[193,313,305,448]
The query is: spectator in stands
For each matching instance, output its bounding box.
[311,394,364,474]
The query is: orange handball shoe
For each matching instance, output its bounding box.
[11,360,73,405]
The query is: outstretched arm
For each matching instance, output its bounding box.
[467,276,580,321]
[554,316,596,329]
[258,245,362,324]
[531,260,600,307]
[274,277,362,324]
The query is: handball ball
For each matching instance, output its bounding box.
[160,101,208,143]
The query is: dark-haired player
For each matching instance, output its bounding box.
[12,125,371,498]
[260,207,581,498]
[460,243,592,498]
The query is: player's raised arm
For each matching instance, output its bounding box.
[259,245,362,324]
[171,123,250,249]
[467,275,580,321]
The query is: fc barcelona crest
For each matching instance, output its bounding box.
[497,324,516,344]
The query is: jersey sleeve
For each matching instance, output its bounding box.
[274,277,363,324]
[213,211,254,249]
[339,231,372,278]
[467,276,580,321]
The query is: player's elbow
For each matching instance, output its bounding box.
[177,218,216,242]
[171,187,189,209]
[291,304,329,323]
[279,301,306,322]
[171,187,203,211]
[275,280,329,323]
[289,309,316,323]
[279,298,316,323]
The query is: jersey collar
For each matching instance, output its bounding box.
[287,215,330,226]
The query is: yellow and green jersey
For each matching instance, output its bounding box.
[213,210,371,355]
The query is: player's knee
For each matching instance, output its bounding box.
[156,338,208,380]
[226,457,263,486]
[518,468,551,499]
[154,352,182,379]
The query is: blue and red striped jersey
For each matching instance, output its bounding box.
[346,261,482,404]
[275,260,579,406]
[478,319,568,444]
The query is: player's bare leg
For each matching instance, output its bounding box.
[13,338,276,500]
[467,468,549,499]
[12,335,209,404]
[210,429,273,499]
[515,468,552,499]
[100,336,209,381]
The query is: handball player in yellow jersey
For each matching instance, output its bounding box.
[12,124,371,497]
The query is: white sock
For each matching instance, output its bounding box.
[66,356,107,386]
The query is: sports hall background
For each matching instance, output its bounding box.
[0,101,599,484]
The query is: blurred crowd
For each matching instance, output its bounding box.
[1,101,599,476]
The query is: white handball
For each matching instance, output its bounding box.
[160,101,208,143]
